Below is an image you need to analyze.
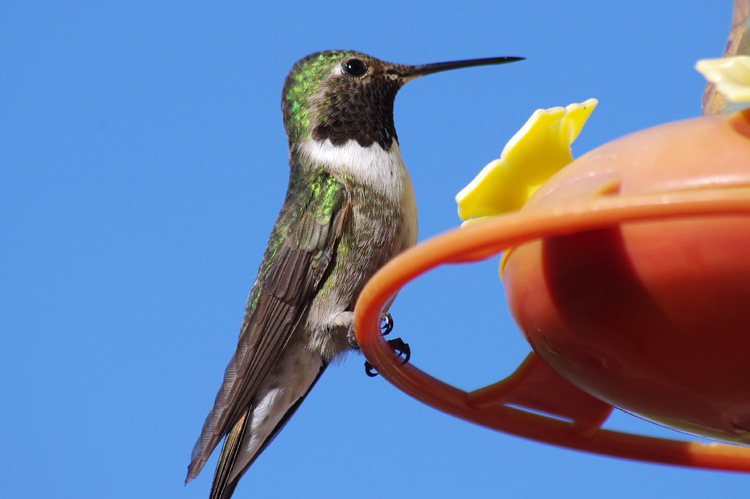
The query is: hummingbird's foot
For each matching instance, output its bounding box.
[380,312,394,336]
[388,337,410,364]
[347,312,394,349]
[346,326,359,349]
[364,338,411,377]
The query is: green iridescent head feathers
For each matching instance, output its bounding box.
[281,51,357,144]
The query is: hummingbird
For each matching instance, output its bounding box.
[186,50,522,499]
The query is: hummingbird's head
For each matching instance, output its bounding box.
[282,50,408,151]
[281,50,523,151]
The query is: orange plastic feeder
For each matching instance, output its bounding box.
[353,110,750,471]
[353,1,750,468]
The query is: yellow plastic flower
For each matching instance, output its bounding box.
[695,56,750,103]
[456,99,597,226]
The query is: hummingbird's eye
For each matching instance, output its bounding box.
[343,58,368,77]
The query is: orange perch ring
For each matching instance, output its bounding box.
[353,186,750,472]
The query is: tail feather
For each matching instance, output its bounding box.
[209,362,328,499]
[210,411,250,499]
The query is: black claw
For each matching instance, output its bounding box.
[388,338,411,365]
[380,313,394,336]
[363,337,411,377]
[349,313,393,350]
[347,327,360,349]
[365,361,378,377]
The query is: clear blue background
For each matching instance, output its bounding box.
[2,2,745,498]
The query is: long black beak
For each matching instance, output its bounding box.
[401,56,524,79]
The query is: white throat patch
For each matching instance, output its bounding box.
[296,139,414,205]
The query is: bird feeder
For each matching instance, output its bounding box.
[353,0,750,471]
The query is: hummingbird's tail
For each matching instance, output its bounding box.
[209,410,248,499]
[208,356,327,499]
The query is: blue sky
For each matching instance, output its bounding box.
[2,2,746,498]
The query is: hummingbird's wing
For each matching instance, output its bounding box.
[187,168,350,483]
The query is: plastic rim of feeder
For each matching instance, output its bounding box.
[352,186,750,472]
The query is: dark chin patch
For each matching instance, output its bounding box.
[312,76,401,150]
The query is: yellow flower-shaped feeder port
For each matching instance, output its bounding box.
[456,99,597,226]
[696,55,750,106]
[456,55,750,231]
